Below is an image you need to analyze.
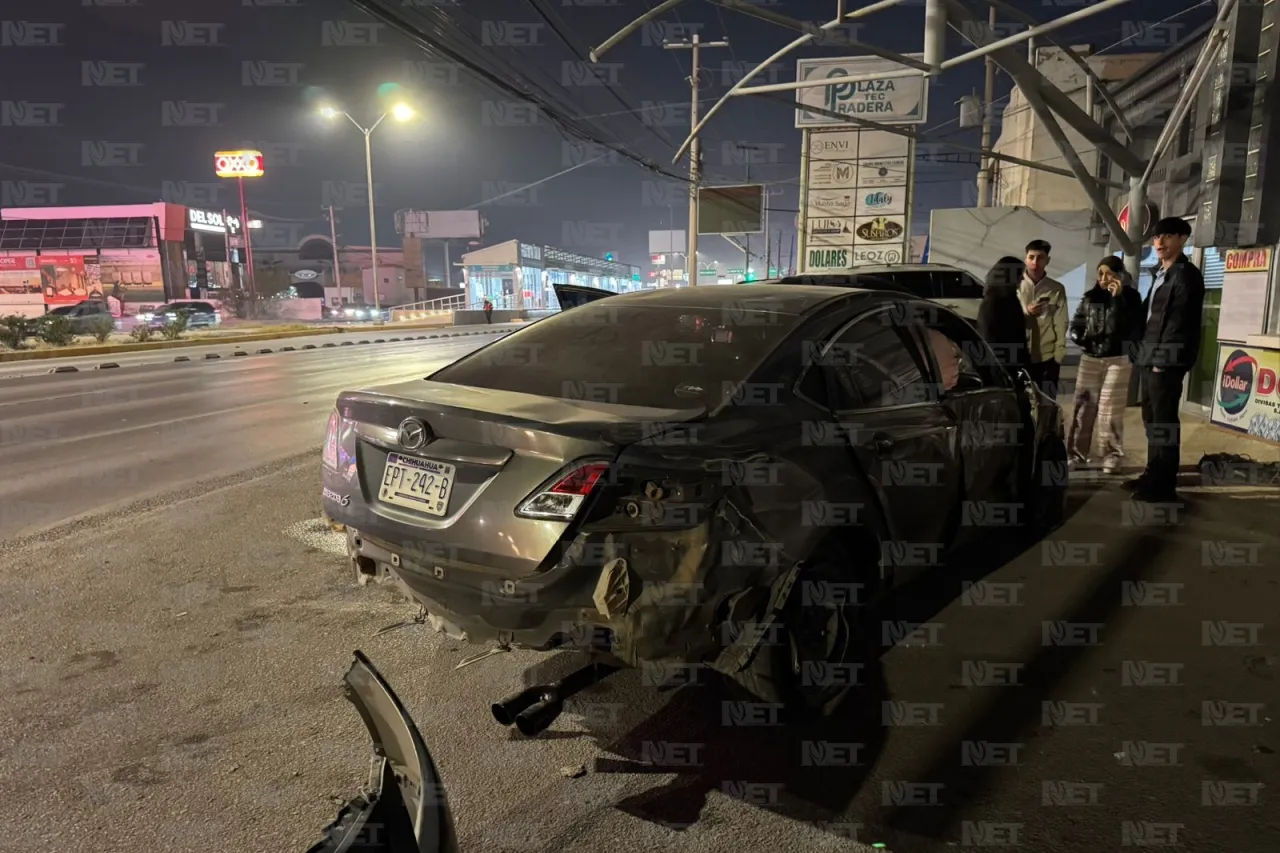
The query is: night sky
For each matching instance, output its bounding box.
[0,0,1214,270]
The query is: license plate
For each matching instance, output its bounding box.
[379,454,456,517]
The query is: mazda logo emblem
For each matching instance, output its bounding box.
[398,418,430,450]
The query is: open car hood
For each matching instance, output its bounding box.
[552,282,615,310]
[307,652,459,853]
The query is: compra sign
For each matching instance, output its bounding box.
[1224,248,1271,273]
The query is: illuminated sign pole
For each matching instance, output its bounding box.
[215,150,265,315]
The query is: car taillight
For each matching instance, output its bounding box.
[323,410,340,469]
[515,461,610,521]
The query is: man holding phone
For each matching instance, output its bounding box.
[1019,239,1069,399]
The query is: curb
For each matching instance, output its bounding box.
[0,319,469,363]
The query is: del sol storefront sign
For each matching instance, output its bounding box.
[1211,343,1280,443]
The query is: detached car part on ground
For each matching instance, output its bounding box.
[323,284,1067,731]
[308,652,459,853]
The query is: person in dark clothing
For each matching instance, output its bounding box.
[977,256,1032,374]
[1124,217,1205,503]
[483,298,494,324]
[1066,256,1146,471]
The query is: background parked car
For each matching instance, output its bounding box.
[138,300,221,330]
[754,264,985,322]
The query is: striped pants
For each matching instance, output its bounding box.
[1068,354,1132,461]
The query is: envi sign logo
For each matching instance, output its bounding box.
[1218,349,1275,419]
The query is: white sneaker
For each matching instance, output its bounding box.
[1102,457,1121,474]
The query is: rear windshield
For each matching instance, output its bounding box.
[429,302,803,410]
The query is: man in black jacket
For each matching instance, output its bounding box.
[1125,217,1205,502]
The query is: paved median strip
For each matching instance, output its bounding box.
[0,318,480,363]
[6,326,515,379]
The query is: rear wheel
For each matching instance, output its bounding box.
[731,535,878,720]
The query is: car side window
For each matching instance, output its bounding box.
[934,271,984,300]
[823,313,931,410]
[922,311,1012,390]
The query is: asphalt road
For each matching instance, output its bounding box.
[0,333,502,542]
[0,341,1276,853]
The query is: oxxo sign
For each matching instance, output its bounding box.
[214,149,265,179]
[189,208,241,234]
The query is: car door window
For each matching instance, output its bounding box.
[824,313,931,409]
[934,271,984,300]
[914,311,1012,391]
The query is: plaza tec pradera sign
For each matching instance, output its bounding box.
[795,56,928,128]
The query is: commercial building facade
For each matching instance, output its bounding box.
[460,240,641,310]
[0,201,249,317]
[993,11,1280,442]
[990,45,1160,210]
[1091,11,1280,438]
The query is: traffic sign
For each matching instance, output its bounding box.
[727,267,745,275]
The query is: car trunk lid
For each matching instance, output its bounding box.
[336,380,705,579]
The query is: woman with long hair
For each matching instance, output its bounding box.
[1067,256,1146,472]
[978,256,1031,373]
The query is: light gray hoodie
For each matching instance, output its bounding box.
[1018,272,1068,365]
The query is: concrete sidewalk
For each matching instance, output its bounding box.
[1062,398,1280,487]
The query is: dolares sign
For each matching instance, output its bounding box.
[796,55,928,128]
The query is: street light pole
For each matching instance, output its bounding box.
[363,127,380,317]
[323,103,413,321]
[348,112,388,320]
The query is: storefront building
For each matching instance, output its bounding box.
[1095,5,1280,440]
[0,202,249,317]
[460,239,641,310]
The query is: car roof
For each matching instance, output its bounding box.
[598,283,872,314]
[757,263,976,282]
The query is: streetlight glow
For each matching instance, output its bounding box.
[315,94,419,323]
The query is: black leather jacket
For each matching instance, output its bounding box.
[1069,284,1146,359]
[1134,254,1206,370]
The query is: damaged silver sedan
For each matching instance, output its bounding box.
[321,284,1066,731]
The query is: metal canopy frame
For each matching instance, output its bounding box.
[590,0,1236,272]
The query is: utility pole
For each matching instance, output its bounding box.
[976,5,997,207]
[666,33,729,285]
[327,205,343,298]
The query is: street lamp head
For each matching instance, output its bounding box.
[391,102,415,122]
[320,106,340,119]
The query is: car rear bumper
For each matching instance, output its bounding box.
[347,526,612,652]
